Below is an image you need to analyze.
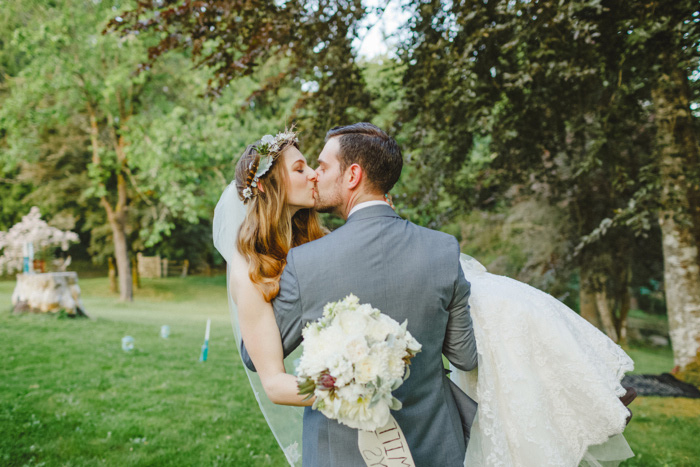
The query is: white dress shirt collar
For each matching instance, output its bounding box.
[347,200,390,219]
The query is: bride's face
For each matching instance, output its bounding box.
[282,145,317,211]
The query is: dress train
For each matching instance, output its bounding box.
[452,255,634,467]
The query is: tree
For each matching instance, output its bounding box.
[109,0,376,155]
[394,0,654,344]
[1,0,277,299]
[1,1,318,293]
[100,0,700,369]
[634,0,700,370]
[0,0,160,299]
[396,0,700,366]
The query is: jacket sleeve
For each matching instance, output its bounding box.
[240,340,255,371]
[443,239,478,371]
[272,250,305,359]
[240,250,304,372]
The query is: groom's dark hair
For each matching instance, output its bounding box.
[325,122,403,194]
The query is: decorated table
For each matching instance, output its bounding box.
[12,272,88,317]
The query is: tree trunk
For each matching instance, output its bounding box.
[616,285,630,346]
[108,257,117,293]
[84,100,133,301]
[595,290,619,342]
[579,266,602,328]
[132,256,140,289]
[652,57,700,371]
[103,197,132,302]
[107,108,132,302]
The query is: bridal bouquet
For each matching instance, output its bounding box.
[296,294,422,431]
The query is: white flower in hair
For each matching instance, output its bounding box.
[260,134,276,146]
[241,129,299,203]
[276,130,298,143]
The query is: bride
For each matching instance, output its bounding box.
[213,127,634,466]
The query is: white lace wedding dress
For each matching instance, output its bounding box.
[452,255,635,467]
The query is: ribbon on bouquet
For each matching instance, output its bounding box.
[357,415,416,467]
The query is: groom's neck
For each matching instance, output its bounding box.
[341,191,385,220]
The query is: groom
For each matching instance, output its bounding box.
[246,123,477,466]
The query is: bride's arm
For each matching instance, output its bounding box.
[232,270,312,407]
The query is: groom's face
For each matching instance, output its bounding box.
[315,137,344,214]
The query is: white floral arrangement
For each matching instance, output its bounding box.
[296,294,422,431]
[0,207,79,275]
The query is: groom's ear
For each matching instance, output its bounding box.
[346,163,363,190]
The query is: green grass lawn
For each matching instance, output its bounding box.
[1,276,699,466]
[0,276,286,466]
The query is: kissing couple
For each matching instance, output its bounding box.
[213,123,635,466]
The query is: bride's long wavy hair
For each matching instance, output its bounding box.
[234,140,325,302]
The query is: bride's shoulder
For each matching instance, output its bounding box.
[229,256,247,279]
[228,253,259,300]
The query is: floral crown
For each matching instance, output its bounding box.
[242,130,298,202]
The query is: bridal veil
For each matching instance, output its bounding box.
[213,181,304,466]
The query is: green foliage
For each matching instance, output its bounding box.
[2,0,697,324]
[0,0,305,264]
[111,0,377,156]
[391,0,700,334]
[0,182,32,231]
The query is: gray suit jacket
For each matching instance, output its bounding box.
[244,204,477,467]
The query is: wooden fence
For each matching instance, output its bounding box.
[137,253,189,278]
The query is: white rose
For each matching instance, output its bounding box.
[341,398,391,431]
[368,400,391,430]
[354,347,388,384]
[337,309,369,335]
[369,314,402,342]
[344,336,370,364]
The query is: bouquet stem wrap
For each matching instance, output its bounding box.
[358,415,416,467]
